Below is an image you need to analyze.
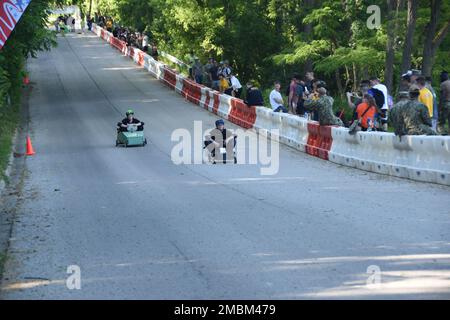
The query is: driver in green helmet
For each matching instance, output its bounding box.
[118,109,144,132]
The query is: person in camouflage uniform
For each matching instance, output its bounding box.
[304,87,344,126]
[389,91,410,136]
[391,85,436,136]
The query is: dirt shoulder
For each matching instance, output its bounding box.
[0,84,30,280]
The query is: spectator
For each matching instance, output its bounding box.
[193,58,204,84]
[209,60,220,91]
[304,71,314,93]
[87,16,93,31]
[390,85,435,136]
[411,69,421,84]
[416,76,434,118]
[221,61,232,81]
[369,77,389,131]
[219,74,230,93]
[288,74,299,114]
[400,71,413,91]
[151,43,159,61]
[303,87,344,126]
[389,91,411,136]
[346,80,370,110]
[353,94,379,131]
[425,76,438,130]
[187,50,196,79]
[296,78,305,116]
[142,34,149,52]
[245,82,264,107]
[66,16,74,32]
[204,58,214,87]
[229,73,242,98]
[54,18,60,33]
[269,82,288,113]
[438,71,450,135]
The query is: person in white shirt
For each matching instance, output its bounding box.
[230,74,242,98]
[270,82,288,113]
[370,77,389,131]
[142,35,149,52]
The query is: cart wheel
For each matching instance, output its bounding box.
[144,139,148,146]
[115,140,119,147]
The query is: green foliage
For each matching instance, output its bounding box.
[56,0,450,96]
[0,0,57,180]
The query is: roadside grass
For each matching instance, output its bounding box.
[0,90,20,183]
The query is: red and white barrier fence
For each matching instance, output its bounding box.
[91,24,450,186]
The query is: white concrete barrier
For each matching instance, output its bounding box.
[254,108,308,152]
[330,127,450,186]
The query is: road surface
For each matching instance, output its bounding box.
[1,33,449,299]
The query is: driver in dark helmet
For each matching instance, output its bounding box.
[204,119,237,163]
[117,109,144,132]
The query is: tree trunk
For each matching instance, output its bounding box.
[335,69,344,96]
[88,0,93,18]
[302,0,314,74]
[400,0,417,76]
[421,0,450,77]
[384,0,397,93]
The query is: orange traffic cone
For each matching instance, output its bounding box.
[26,136,35,156]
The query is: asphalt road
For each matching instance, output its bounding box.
[1,33,449,299]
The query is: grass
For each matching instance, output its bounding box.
[0,91,20,183]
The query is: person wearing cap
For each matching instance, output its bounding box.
[391,86,435,136]
[118,109,144,132]
[400,71,413,91]
[304,87,344,126]
[389,91,410,136]
[438,71,450,135]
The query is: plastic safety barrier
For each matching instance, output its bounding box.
[228,99,256,129]
[182,79,202,105]
[162,67,177,90]
[305,122,334,160]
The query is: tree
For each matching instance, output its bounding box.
[385,0,398,93]
[421,0,450,76]
[400,0,417,76]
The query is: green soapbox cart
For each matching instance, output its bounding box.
[116,124,147,147]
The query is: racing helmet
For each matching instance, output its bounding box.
[215,119,224,127]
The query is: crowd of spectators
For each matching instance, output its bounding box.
[93,17,449,136]
[54,15,77,33]
[90,13,159,60]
